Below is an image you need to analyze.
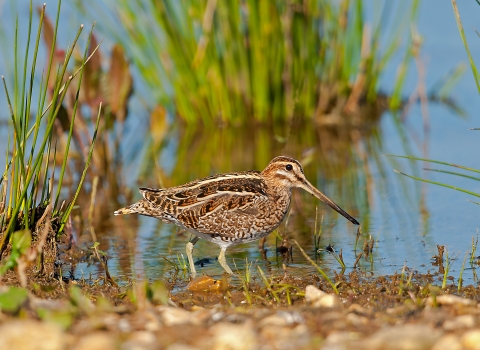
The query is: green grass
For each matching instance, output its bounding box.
[0,0,101,268]
[75,0,420,125]
[388,155,480,200]
[451,0,480,93]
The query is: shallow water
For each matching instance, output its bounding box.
[1,1,480,286]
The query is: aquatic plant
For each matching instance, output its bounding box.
[390,155,480,201]
[0,1,100,273]
[75,0,420,125]
[451,0,480,92]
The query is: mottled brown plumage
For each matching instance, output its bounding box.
[114,156,359,275]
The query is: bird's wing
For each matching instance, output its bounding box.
[139,171,268,234]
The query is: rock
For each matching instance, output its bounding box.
[346,313,369,327]
[73,332,116,350]
[259,311,304,327]
[121,331,156,350]
[305,285,342,309]
[211,322,257,350]
[260,324,310,349]
[166,345,199,350]
[348,303,373,316]
[361,325,442,350]
[443,314,476,331]
[0,320,64,350]
[323,331,361,349]
[462,329,480,350]
[431,334,462,350]
[158,306,199,326]
[426,294,476,307]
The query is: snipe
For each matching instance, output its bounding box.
[114,156,360,276]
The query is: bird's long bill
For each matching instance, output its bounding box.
[300,180,360,225]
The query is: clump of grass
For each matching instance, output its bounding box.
[442,248,451,289]
[470,234,478,264]
[292,239,338,294]
[235,258,254,305]
[458,251,468,291]
[313,208,323,254]
[257,266,280,303]
[76,0,420,125]
[0,1,101,274]
[325,244,346,270]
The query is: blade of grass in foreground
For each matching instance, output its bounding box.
[423,168,480,182]
[292,240,339,294]
[451,0,480,92]
[59,103,102,234]
[393,169,480,199]
[54,23,96,210]
[386,154,480,174]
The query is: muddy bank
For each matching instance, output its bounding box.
[1,268,480,350]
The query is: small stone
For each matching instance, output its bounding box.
[431,334,462,350]
[259,314,289,327]
[118,318,132,332]
[346,313,369,326]
[443,314,476,331]
[305,285,342,309]
[158,306,199,326]
[462,329,480,350]
[348,303,373,316]
[426,294,476,307]
[261,324,310,349]
[259,311,304,327]
[73,332,116,350]
[211,322,257,350]
[166,345,199,350]
[121,331,156,350]
[324,331,361,349]
[362,325,442,350]
[0,320,64,350]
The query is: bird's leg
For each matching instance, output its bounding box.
[186,236,200,278]
[258,237,267,260]
[218,246,234,275]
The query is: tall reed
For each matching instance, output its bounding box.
[0,0,100,259]
[76,0,420,125]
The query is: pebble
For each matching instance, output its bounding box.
[260,324,310,350]
[305,285,342,309]
[259,311,304,327]
[346,312,369,326]
[121,331,156,350]
[426,294,477,307]
[347,303,373,316]
[158,306,200,326]
[73,332,116,350]
[361,325,442,350]
[211,322,257,350]
[431,334,463,350]
[0,320,64,350]
[166,345,199,350]
[461,329,480,350]
[443,314,476,331]
[323,331,361,349]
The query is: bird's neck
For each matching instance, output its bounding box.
[263,177,292,203]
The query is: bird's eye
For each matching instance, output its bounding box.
[286,164,293,171]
